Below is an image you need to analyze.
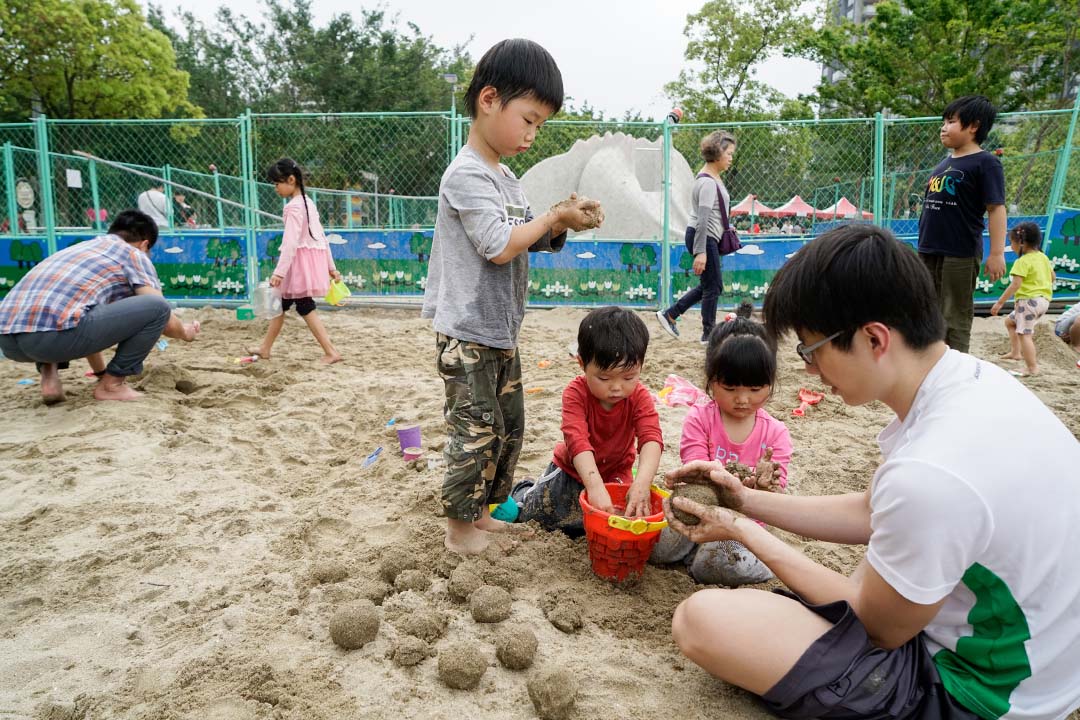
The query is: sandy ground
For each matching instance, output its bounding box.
[1,306,1077,719]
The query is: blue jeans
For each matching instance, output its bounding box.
[667,227,723,341]
[0,294,171,377]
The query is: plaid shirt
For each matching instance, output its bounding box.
[0,235,161,334]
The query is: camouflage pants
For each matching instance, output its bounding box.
[436,333,524,521]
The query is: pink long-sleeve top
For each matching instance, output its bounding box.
[679,404,792,488]
[273,195,337,299]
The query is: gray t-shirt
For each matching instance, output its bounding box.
[421,146,564,349]
[687,174,730,254]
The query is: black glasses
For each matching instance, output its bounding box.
[796,330,843,365]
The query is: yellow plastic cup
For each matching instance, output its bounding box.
[324,280,351,306]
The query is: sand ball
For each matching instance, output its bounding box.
[378,547,417,583]
[482,564,516,591]
[469,585,512,623]
[540,592,583,634]
[310,560,349,585]
[670,483,722,526]
[495,626,538,670]
[391,635,430,667]
[437,641,489,690]
[395,609,447,643]
[435,552,462,578]
[527,667,578,720]
[356,578,392,606]
[394,569,431,593]
[448,565,484,603]
[328,600,380,650]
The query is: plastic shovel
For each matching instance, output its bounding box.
[792,388,825,417]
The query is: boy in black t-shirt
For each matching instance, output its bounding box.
[917,95,1006,353]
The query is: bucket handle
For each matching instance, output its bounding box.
[607,515,667,535]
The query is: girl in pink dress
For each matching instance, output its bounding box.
[248,158,342,364]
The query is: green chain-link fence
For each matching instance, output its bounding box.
[1,101,1078,307]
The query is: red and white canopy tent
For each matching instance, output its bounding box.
[771,195,818,218]
[816,196,873,220]
[730,194,775,217]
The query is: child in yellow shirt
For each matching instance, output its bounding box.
[991,222,1055,375]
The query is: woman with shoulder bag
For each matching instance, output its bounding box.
[656,130,739,345]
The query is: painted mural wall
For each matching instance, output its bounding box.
[1,209,1077,305]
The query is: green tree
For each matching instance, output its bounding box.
[408,232,432,263]
[9,240,25,268]
[664,0,807,122]
[151,0,472,117]
[640,244,658,272]
[25,240,42,266]
[0,0,198,120]
[679,249,695,275]
[791,0,1079,117]
[1062,215,1080,246]
[265,235,282,264]
[619,243,637,272]
[206,237,222,267]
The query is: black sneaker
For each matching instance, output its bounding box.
[655,310,679,338]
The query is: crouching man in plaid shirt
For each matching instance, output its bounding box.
[0,210,200,403]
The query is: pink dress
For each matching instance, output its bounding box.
[273,195,337,299]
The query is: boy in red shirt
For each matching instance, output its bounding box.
[511,306,663,534]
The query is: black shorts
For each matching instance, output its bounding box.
[282,297,316,316]
[761,591,981,720]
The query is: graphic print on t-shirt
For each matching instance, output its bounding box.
[925,165,966,212]
[505,204,526,223]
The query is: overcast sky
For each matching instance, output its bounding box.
[173,0,822,120]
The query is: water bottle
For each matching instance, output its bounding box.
[252,281,282,319]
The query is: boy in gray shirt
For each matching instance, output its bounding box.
[421,38,601,555]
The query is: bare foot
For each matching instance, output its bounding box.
[93,374,143,401]
[998,353,1021,361]
[444,523,491,555]
[320,353,343,365]
[245,346,270,360]
[39,364,65,405]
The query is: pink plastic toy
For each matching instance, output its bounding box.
[791,388,825,417]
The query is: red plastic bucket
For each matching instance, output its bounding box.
[578,483,667,582]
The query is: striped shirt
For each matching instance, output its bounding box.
[0,235,161,334]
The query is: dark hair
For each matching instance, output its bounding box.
[943,95,997,145]
[464,39,564,118]
[706,302,777,389]
[763,224,945,351]
[1010,221,1043,251]
[701,130,736,163]
[577,306,649,370]
[267,157,316,241]
[109,210,159,247]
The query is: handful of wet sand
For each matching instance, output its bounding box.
[549,196,604,230]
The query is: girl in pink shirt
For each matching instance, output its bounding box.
[652,305,791,585]
[248,158,342,364]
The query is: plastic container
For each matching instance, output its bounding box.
[579,483,667,582]
[489,498,520,522]
[324,280,352,306]
[396,424,421,455]
[252,281,283,319]
[402,446,423,461]
[235,306,255,321]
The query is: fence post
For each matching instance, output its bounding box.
[212,166,225,229]
[1046,92,1080,215]
[661,117,673,308]
[33,115,57,255]
[88,158,103,232]
[163,163,174,228]
[239,111,259,298]
[872,112,884,224]
[3,142,18,235]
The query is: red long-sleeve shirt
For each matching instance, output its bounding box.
[552,375,664,484]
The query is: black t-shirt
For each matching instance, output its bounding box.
[917,150,1005,258]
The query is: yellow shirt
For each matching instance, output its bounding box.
[1010,251,1054,299]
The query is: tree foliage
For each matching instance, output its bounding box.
[792,0,1080,117]
[150,0,472,117]
[664,0,808,123]
[0,0,197,121]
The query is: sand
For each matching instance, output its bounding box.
[1,307,1078,719]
